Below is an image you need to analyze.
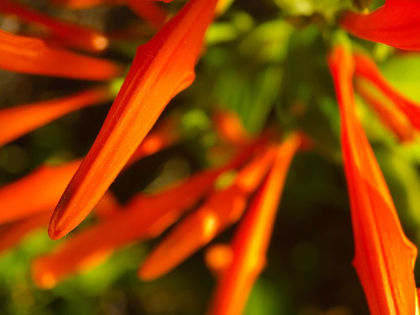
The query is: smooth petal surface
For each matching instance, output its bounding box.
[0,30,122,80]
[0,0,108,52]
[353,51,420,131]
[139,145,276,280]
[209,133,301,315]
[340,1,420,51]
[0,87,112,147]
[205,244,233,277]
[328,45,419,315]
[213,110,252,146]
[49,0,218,240]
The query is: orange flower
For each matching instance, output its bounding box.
[340,0,420,51]
[209,133,302,315]
[354,77,415,142]
[0,30,122,80]
[31,139,267,288]
[0,0,108,53]
[0,118,179,224]
[353,51,420,132]
[0,87,113,147]
[48,0,219,240]
[139,145,276,280]
[328,44,419,315]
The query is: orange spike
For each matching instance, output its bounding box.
[213,110,252,146]
[0,212,51,254]
[126,0,168,29]
[205,244,233,277]
[0,30,122,80]
[0,0,108,53]
[328,45,419,315]
[139,146,276,280]
[32,167,224,288]
[0,87,112,147]
[48,0,218,240]
[353,51,420,132]
[209,133,301,315]
[354,78,415,142]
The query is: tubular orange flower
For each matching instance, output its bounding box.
[353,51,420,131]
[0,0,109,53]
[0,119,179,224]
[205,244,233,277]
[328,44,419,315]
[340,0,420,51]
[209,133,301,315]
[0,87,112,147]
[48,0,219,240]
[354,78,415,142]
[32,167,226,289]
[0,30,122,80]
[213,110,253,146]
[139,145,276,280]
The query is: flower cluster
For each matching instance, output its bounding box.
[1,0,420,314]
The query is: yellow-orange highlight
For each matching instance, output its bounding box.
[48,0,219,240]
[328,45,419,315]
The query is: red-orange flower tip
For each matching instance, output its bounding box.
[48,0,218,240]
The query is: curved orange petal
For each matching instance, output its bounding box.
[209,133,301,315]
[353,51,420,131]
[0,87,112,147]
[0,30,122,80]
[354,78,415,142]
[340,1,420,51]
[48,0,219,240]
[328,44,419,315]
[0,0,108,53]
[139,145,276,280]
[50,0,124,9]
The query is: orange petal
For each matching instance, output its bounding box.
[212,110,252,146]
[354,78,415,142]
[209,133,301,315]
[0,160,81,224]
[205,244,233,277]
[328,44,419,315]
[0,87,112,147]
[0,212,51,254]
[48,0,219,240]
[0,30,122,80]
[32,167,224,288]
[340,1,420,51]
[93,191,122,219]
[353,51,420,131]
[139,145,276,280]
[126,0,168,29]
[0,0,109,53]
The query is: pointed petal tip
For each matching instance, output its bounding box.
[48,224,65,241]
